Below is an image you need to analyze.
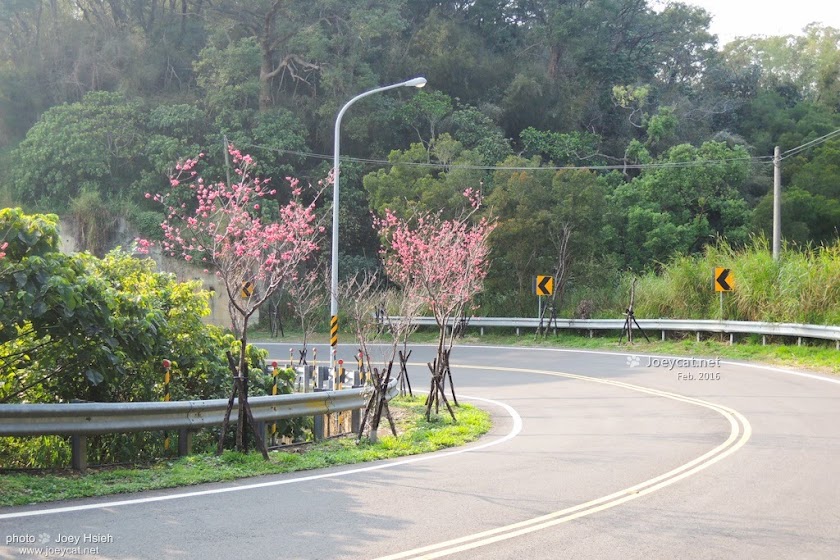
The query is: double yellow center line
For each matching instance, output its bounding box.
[376,364,752,560]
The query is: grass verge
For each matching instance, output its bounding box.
[0,396,491,508]
[445,331,840,375]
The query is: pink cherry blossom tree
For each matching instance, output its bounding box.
[140,146,324,456]
[377,189,494,420]
[286,266,327,363]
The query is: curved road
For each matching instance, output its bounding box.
[2,344,839,559]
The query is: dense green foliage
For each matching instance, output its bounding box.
[0,1,838,320]
[0,209,278,466]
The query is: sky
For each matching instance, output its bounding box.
[671,1,840,45]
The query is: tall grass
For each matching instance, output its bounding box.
[629,238,840,324]
[480,239,839,324]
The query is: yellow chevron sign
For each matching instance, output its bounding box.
[240,281,254,298]
[714,268,734,292]
[536,275,554,296]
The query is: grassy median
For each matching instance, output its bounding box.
[0,396,491,507]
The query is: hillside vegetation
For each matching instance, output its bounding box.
[0,1,838,319]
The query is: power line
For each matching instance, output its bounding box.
[239,141,772,172]
[781,127,840,159]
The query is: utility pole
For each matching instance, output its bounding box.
[773,145,781,261]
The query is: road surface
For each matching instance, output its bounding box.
[2,343,839,559]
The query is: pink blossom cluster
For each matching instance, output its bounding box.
[138,146,324,315]
[376,191,495,323]
[0,241,8,259]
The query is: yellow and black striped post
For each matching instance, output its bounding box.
[271,361,278,442]
[162,359,171,451]
[330,315,338,370]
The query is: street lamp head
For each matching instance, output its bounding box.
[404,77,427,88]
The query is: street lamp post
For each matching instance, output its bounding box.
[330,77,427,369]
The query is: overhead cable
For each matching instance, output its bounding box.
[780,127,840,159]
[239,142,772,172]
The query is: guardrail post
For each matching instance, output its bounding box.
[661,330,666,342]
[304,365,313,392]
[696,332,700,342]
[729,333,734,345]
[318,366,332,391]
[762,335,767,346]
[313,414,325,441]
[71,435,87,473]
[312,387,326,441]
[178,429,193,456]
[797,337,802,347]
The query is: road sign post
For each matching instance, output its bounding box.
[536,275,554,320]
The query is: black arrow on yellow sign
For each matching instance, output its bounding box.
[536,275,554,296]
[714,268,733,292]
[240,281,254,298]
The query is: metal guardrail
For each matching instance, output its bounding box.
[0,382,396,471]
[391,316,840,345]
[0,383,393,438]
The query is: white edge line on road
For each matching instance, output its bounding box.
[0,396,522,520]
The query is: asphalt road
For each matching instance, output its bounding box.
[2,343,839,559]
